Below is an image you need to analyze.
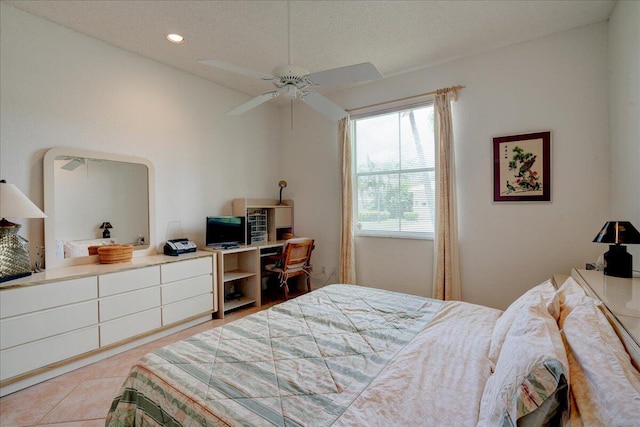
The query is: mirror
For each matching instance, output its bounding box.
[44,148,156,268]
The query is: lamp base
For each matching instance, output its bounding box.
[603,244,633,278]
[0,221,34,283]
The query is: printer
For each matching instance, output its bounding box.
[163,238,197,256]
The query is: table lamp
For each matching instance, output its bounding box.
[278,180,287,205]
[100,221,113,238]
[593,221,640,278]
[0,180,47,283]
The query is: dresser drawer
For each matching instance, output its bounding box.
[99,266,160,297]
[0,326,99,381]
[99,287,161,322]
[0,301,98,350]
[162,294,213,326]
[99,308,161,347]
[161,274,213,305]
[161,256,212,283]
[0,276,97,319]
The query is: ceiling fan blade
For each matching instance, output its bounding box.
[198,59,275,81]
[227,91,280,115]
[307,62,382,86]
[300,91,348,121]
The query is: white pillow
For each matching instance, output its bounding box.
[562,293,640,426]
[488,280,556,367]
[478,293,569,426]
[63,238,114,258]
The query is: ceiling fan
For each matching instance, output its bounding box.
[198,2,382,121]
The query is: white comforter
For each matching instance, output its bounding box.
[335,301,501,426]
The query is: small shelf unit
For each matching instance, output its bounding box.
[210,246,260,318]
[247,209,268,244]
[233,198,294,243]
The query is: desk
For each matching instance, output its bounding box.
[572,268,640,368]
[250,240,285,257]
[204,242,285,317]
[251,241,285,290]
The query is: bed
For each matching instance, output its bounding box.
[55,238,115,258]
[106,280,640,426]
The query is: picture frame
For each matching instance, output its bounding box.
[493,131,551,202]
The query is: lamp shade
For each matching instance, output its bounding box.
[100,222,113,229]
[0,181,46,219]
[592,221,640,244]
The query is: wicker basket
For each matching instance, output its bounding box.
[98,244,133,264]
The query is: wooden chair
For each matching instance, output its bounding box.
[264,238,314,300]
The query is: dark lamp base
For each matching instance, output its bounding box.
[603,244,633,278]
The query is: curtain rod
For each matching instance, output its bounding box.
[346,85,465,114]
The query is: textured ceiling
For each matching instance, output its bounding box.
[4,0,615,106]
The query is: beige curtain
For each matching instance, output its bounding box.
[432,89,461,300]
[338,117,356,284]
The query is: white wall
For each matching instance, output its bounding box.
[1,5,618,310]
[281,22,610,309]
[609,0,640,264]
[0,4,282,261]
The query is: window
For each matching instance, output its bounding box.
[353,103,435,238]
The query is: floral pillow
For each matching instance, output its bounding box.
[478,293,569,426]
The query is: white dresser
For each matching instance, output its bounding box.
[0,252,217,396]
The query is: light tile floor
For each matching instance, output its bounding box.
[0,301,281,427]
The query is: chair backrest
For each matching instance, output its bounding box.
[282,238,314,272]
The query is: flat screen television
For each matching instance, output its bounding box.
[206,216,246,247]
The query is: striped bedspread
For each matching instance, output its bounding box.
[106,284,446,426]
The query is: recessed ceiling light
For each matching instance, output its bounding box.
[166,34,185,44]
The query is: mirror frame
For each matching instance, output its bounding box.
[43,147,156,268]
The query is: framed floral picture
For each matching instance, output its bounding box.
[493,131,551,202]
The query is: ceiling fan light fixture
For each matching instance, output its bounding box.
[283,85,298,100]
[166,33,185,44]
